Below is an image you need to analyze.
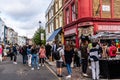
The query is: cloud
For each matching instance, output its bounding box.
[0,0,51,38]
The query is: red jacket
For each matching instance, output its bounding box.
[0,47,2,54]
[109,45,117,57]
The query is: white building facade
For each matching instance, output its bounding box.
[0,18,5,43]
[18,36,27,46]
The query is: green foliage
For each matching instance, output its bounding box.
[32,27,46,45]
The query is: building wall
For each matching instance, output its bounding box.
[45,0,54,41]
[93,0,120,18]
[18,36,27,46]
[0,19,5,43]
[114,0,120,18]
[45,0,64,44]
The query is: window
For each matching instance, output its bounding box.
[56,17,59,29]
[59,14,63,27]
[55,2,58,12]
[66,8,70,24]
[72,3,76,21]
[59,0,62,9]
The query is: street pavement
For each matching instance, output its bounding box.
[0,55,58,80]
[1,55,120,80]
[46,60,120,80]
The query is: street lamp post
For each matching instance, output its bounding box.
[39,21,41,45]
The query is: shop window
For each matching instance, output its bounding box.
[72,3,76,21]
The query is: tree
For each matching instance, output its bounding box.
[32,27,46,45]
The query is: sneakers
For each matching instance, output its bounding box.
[83,73,88,77]
[13,62,17,64]
[39,64,41,66]
[31,68,34,70]
[89,66,92,69]
[37,67,40,70]
[66,75,71,79]
[28,64,31,67]
[57,74,63,77]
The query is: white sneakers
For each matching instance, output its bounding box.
[31,68,34,70]
[13,62,17,64]
[83,73,88,77]
[66,75,71,79]
[39,64,44,67]
[39,64,41,66]
[31,67,40,70]
[37,67,40,70]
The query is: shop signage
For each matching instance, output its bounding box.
[102,5,110,12]
[64,28,76,36]
[98,25,120,31]
[78,22,93,27]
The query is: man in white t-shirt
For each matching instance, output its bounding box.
[56,44,65,77]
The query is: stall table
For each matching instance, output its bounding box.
[100,59,120,79]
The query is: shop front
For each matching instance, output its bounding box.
[78,22,94,45]
[64,26,79,48]
[93,23,120,78]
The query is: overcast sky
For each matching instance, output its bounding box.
[0,0,51,38]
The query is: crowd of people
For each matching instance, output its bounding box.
[0,38,118,80]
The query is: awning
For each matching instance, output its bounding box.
[47,27,62,41]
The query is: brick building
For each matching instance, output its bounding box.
[63,0,120,48]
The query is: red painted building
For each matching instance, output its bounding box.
[63,0,120,48]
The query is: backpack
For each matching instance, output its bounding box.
[53,49,61,60]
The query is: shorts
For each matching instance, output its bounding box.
[56,61,63,68]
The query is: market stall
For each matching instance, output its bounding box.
[91,32,120,79]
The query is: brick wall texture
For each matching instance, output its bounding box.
[93,0,120,18]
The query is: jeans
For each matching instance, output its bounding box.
[28,54,32,66]
[66,63,72,75]
[91,61,99,80]
[39,58,45,64]
[31,54,39,68]
[23,55,28,64]
[11,52,17,62]
[82,59,88,74]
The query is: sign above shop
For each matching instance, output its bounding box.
[98,25,120,31]
[102,5,110,12]
[78,22,93,27]
[64,28,76,36]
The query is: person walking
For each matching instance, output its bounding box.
[64,44,73,79]
[45,43,52,59]
[21,45,27,65]
[56,44,65,77]
[12,44,18,64]
[39,45,46,66]
[73,48,80,67]
[0,44,3,62]
[89,42,101,80]
[27,45,32,67]
[80,41,89,77]
[31,45,39,70]
[52,41,58,61]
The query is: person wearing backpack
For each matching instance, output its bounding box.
[56,44,65,77]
